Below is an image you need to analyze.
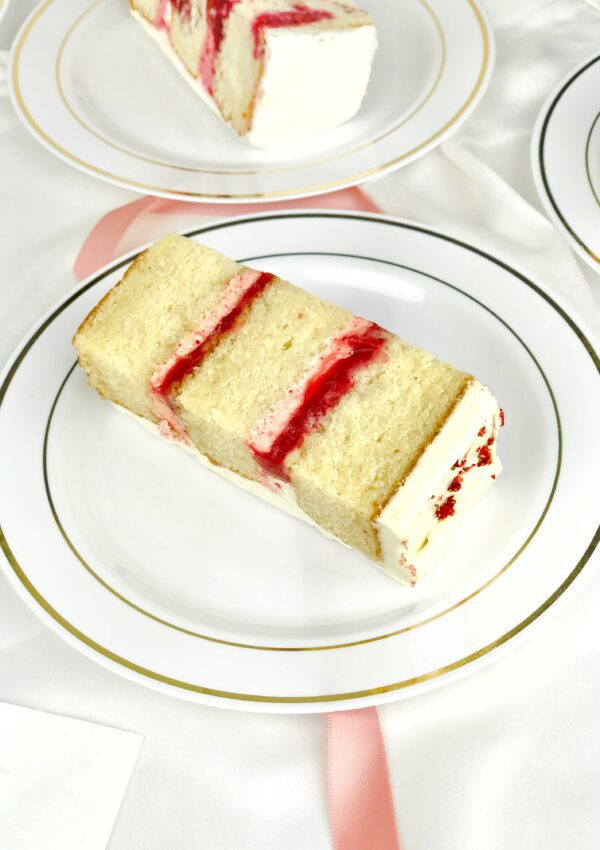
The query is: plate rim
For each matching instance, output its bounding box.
[8,0,495,203]
[532,51,600,272]
[42,252,562,652]
[1,211,598,712]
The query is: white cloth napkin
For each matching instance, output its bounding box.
[0,702,141,850]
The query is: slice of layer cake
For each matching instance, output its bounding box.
[74,234,503,585]
[130,0,377,148]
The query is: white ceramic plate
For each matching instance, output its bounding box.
[1,212,598,713]
[9,0,493,202]
[0,0,9,25]
[533,53,600,273]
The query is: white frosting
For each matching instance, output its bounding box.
[132,9,377,148]
[377,381,502,585]
[246,24,377,148]
[113,378,501,586]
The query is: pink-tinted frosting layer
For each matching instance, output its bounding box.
[199,0,242,93]
[151,269,274,440]
[248,318,389,481]
[153,1,337,95]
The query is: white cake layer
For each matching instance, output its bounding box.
[114,378,501,586]
[132,7,377,148]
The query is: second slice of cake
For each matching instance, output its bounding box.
[74,234,503,585]
[130,0,377,148]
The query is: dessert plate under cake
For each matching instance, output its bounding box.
[9,0,493,201]
[1,212,598,712]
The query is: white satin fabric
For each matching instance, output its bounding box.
[0,701,141,850]
[1,2,599,849]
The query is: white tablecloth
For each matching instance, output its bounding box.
[1,1,600,848]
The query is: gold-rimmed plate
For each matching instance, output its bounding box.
[1,212,598,712]
[533,53,600,273]
[9,0,493,202]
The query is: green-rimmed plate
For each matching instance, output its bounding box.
[0,212,598,712]
[533,53,600,273]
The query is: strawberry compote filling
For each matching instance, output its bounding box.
[154,0,193,34]
[435,409,503,521]
[151,270,273,440]
[199,0,241,93]
[171,0,193,18]
[199,1,335,92]
[251,6,335,59]
[154,0,171,31]
[248,318,389,482]
[435,496,456,521]
[154,1,336,95]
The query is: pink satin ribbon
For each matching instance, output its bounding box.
[73,188,381,282]
[73,187,400,850]
[328,709,400,850]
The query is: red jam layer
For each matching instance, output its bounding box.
[249,322,389,481]
[251,6,334,59]
[152,271,273,399]
[154,0,170,31]
[155,1,193,34]
[198,2,334,92]
[199,0,241,93]
[171,0,192,18]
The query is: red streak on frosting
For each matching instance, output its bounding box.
[477,444,493,467]
[171,0,192,19]
[199,2,334,92]
[151,270,273,439]
[249,322,389,482]
[438,415,500,517]
[199,0,241,93]
[154,1,192,35]
[154,0,170,31]
[447,475,463,493]
[435,496,456,520]
[251,5,334,59]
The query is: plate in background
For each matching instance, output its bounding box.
[533,53,600,273]
[9,0,493,201]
